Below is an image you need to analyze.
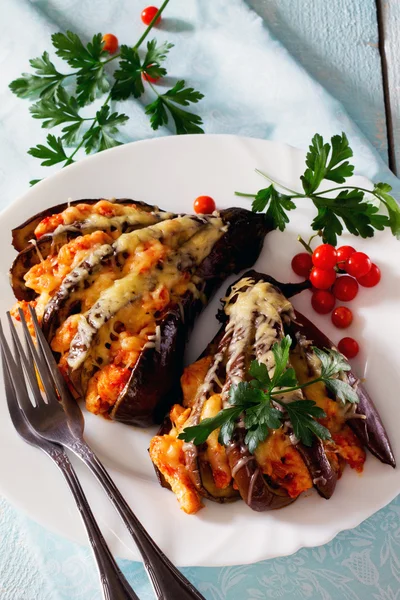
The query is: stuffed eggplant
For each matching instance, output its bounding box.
[10,199,271,427]
[149,271,394,514]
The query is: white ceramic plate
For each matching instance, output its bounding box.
[0,135,399,567]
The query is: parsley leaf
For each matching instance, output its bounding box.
[178,406,242,445]
[271,335,292,385]
[312,189,390,245]
[228,381,263,406]
[30,88,85,146]
[324,378,359,404]
[30,87,82,128]
[83,105,128,153]
[145,80,204,134]
[251,186,296,231]
[111,46,144,100]
[76,66,110,106]
[28,134,70,167]
[313,347,350,378]
[142,39,172,80]
[52,31,106,69]
[9,52,65,100]
[245,424,270,454]
[249,361,271,387]
[51,32,109,106]
[285,401,331,447]
[301,132,354,194]
[373,182,400,239]
[313,347,359,404]
[244,402,282,431]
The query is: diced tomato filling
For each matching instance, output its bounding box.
[35,213,64,238]
[86,364,131,414]
[34,201,138,238]
[149,429,203,515]
[332,426,366,473]
[10,300,38,335]
[255,430,313,498]
[25,231,112,296]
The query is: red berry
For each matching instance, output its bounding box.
[309,267,336,290]
[311,290,336,314]
[141,6,161,25]
[338,337,359,359]
[331,306,353,329]
[102,33,118,54]
[312,244,337,270]
[291,253,313,278]
[142,69,160,83]
[332,276,359,302]
[336,245,356,267]
[193,195,216,214]
[357,263,381,287]
[345,252,372,278]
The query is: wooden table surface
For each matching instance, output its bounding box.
[247,0,399,174]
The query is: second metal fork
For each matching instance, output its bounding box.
[7,307,205,600]
[0,320,140,600]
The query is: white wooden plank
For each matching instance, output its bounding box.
[380,0,400,172]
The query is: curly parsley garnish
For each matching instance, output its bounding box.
[178,335,358,453]
[236,132,400,245]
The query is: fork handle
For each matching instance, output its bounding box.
[50,448,140,600]
[71,442,206,600]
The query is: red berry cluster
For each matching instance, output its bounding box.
[291,244,381,358]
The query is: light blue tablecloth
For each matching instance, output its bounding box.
[1,1,400,599]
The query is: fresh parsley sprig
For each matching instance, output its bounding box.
[178,335,358,453]
[9,0,205,184]
[236,133,400,245]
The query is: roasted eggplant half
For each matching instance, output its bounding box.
[149,271,394,514]
[11,197,169,252]
[10,202,271,427]
[10,198,175,301]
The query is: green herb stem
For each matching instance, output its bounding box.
[271,378,324,398]
[254,169,300,196]
[234,192,257,198]
[102,0,171,65]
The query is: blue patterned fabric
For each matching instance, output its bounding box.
[1,1,400,599]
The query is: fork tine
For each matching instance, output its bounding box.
[7,313,43,407]
[17,308,58,404]
[28,306,74,404]
[0,319,33,413]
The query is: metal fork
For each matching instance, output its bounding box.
[7,307,206,600]
[0,320,140,600]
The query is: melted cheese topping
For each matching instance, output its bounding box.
[35,200,174,239]
[222,279,295,392]
[67,217,224,370]
[200,394,232,489]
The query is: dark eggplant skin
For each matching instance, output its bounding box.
[296,438,337,499]
[110,292,196,427]
[292,310,395,468]
[110,209,273,427]
[11,198,159,252]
